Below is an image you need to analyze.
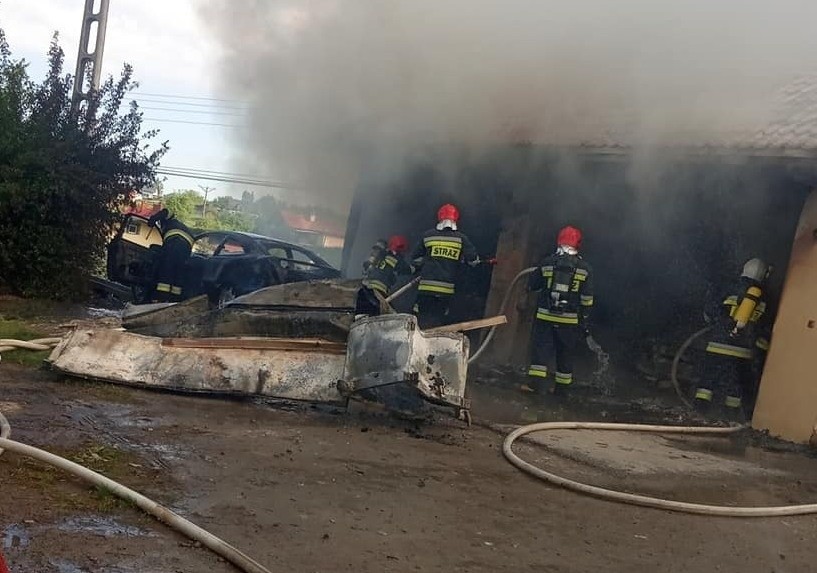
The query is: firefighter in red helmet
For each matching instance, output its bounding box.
[524,226,594,395]
[356,234,413,316]
[410,203,484,329]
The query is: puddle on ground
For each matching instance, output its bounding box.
[51,560,137,573]
[51,560,90,573]
[137,441,186,463]
[3,523,31,550]
[86,307,122,319]
[57,516,154,538]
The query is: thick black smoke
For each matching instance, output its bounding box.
[201,0,817,207]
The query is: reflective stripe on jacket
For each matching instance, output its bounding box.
[410,228,478,297]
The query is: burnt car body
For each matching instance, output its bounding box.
[107,214,341,304]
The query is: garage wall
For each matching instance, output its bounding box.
[753,187,817,443]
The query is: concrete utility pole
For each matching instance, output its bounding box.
[71,0,111,114]
[199,185,215,218]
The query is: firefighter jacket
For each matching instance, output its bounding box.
[362,250,412,296]
[529,253,594,326]
[705,277,770,359]
[160,217,195,247]
[411,228,479,296]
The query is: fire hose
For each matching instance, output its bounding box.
[472,278,817,517]
[503,421,817,517]
[383,268,538,363]
[670,326,714,409]
[468,267,537,364]
[0,338,61,362]
[0,343,273,573]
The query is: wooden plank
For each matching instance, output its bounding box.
[425,315,507,335]
[161,337,347,354]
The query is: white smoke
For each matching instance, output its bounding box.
[201,0,817,207]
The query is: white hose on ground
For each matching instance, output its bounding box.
[0,337,62,353]
[0,409,9,456]
[0,412,271,573]
[468,267,537,364]
[504,421,817,517]
[670,326,714,409]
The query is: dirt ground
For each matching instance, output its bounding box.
[3,302,817,572]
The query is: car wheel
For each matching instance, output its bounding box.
[217,285,236,309]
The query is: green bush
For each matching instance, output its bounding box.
[0,31,166,298]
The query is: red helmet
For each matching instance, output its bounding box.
[387,234,408,254]
[557,226,582,249]
[437,203,460,223]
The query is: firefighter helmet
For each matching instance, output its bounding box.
[557,226,582,250]
[437,203,460,223]
[388,235,408,254]
[741,258,770,282]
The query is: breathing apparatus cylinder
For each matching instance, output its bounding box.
[733,285,762,331]
[549,262,576,310]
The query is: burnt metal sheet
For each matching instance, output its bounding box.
[123,280,359,340]
[48,329,346,403]
[122,296,210,330]
[228,278,360,309]
[343,314,469,413]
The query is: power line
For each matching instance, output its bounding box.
[133,91,245,104]
[134,106,243,117]
[161,165,277,179]
[156,168,298,190]
[123,96,246,109]
[159,168,274,184]
[142,117,239,128]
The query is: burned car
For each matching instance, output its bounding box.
[107,213,341,305]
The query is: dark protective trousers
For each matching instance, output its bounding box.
[153,237,192,302]
[527,320,581,390]
[355,286,381,316]
[415,294,451,330]
[695,349,754,415]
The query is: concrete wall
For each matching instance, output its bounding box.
[753,188,817,443]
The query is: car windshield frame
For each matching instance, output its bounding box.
[257,239,333,269]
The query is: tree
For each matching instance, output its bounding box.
[249,195,289,238]
[162,189,202,224]
[0,30,166,298]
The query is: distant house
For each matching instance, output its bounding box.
[281,209,346,249]
[125,198,164,219]
[117,198,165,249]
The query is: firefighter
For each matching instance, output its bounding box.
[147,208,194,302]
[362,238,388,273]
[694,258,771,420]
[356,235,413,316]
[410,203,483,329]
[524,226,594,396]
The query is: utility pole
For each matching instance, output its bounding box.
[71,0,111,114]
[199,185,214,218]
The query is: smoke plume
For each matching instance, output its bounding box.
[201,0,817,208]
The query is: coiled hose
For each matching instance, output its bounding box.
[0,338,61,362]
[504,421,817,517]
[0,341,273,573]
[468,267,537,364]
[463,274,817,517]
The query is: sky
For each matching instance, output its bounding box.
[0,0,247,198]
